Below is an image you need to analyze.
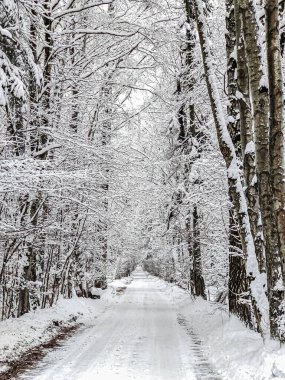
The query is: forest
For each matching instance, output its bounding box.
[1,0,285,375]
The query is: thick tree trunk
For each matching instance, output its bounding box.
[194,0,267,335]
[182,0,206,299]
[234,1,265,273]
[226,0,253,325]
[265,0,285,282]
[226,0,241,157]
[239,0,284,340]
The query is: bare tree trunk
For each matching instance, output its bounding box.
[192,206,206,298]
[265,0,285,282]
[239,0,284,340]
[226,0,253,326]
[226,0,241,157]
[234,1,265,273]
[181,0,206,298]
[193,0,267,335]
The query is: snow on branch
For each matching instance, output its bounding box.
[61,28,140,38]
[53,0,113,19]
[33,144,62,158]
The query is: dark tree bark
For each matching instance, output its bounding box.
[239,0,284,340]
[194,0,267,334]
[265,0,285,283]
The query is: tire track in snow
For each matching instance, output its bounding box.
[177,314,222,380]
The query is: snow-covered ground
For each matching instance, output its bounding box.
[0,278,127,374]
[156,277,285,380]
[12,270,220,380]
[1,269,285,379]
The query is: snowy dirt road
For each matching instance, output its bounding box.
[18,270,221,380]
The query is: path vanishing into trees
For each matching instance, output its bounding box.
[18,269,220,380]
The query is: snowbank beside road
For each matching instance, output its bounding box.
[151,275,285,380]
[109,276,133,294]
[0,280,131,375]
[0,296,102,374]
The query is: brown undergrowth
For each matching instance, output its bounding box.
[0,323,80,380]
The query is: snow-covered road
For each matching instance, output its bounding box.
[19,270,220,380]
